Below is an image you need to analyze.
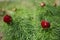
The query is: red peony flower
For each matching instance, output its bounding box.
[3,15,12,23]
[41,20,50,29]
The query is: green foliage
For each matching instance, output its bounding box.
[0,0,60,40]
